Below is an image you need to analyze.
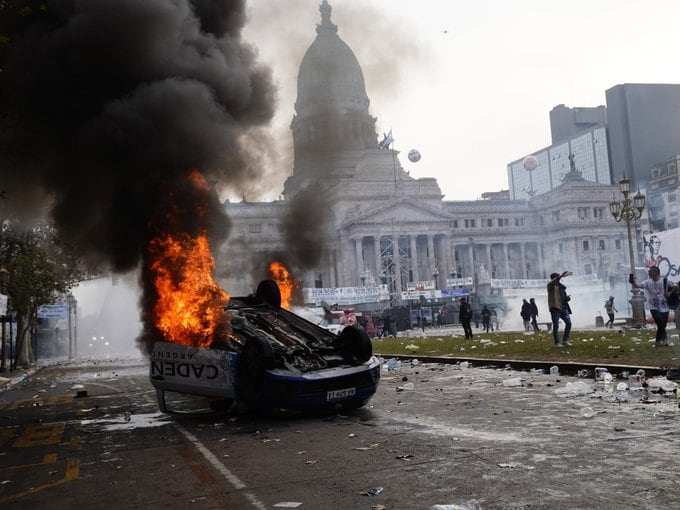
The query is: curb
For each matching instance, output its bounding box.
[377,354,670,377]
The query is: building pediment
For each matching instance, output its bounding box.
[340,196,454,228]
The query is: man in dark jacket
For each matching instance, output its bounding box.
[459,297,473,339]
[547,271,572,347]
[520,299,532,331]
[529,297,539,332]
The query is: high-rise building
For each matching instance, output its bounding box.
[549,104,607,144]
[511,84,680,200]
[507,125,612,200]
[606,83,680,190]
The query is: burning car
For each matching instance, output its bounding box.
[150,280,380,414]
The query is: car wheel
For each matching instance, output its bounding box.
[256,279,281,308]
[339,326,372,363]
[237,336,275,406]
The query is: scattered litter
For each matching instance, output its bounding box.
[647,378,678,393]
[273,503,303,508]
[397,382,414,390]
[579,406,595,418]
[502,377,522,387]
[305,460,318,465]
[385,359,401,371]
[431,501,482,510]
[497,463,517,468]
[395,453,413,460]
[555,381,593,397]
[365,487,384,496]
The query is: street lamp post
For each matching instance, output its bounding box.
[609,176,646,328]
[67,293,78,360]
[0,267,9,372]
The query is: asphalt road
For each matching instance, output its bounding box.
[1,357,679,509]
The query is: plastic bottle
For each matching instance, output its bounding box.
[549,365,559,378]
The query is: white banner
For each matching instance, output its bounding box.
[446,277,473,287]
[645,228,680,282]
[406,281,435,291]
[0,294,7,316]
[37,304,68,319]
[303,285,389,305]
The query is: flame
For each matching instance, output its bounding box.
[269,261,295,310]
[150,232,229,348]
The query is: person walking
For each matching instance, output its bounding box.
[604,296,618,328]
[630,266,677,346]
[547,271,573,347]
[378,314,393,338]
[459,297,473,339]
[529,297,539,332]
[520,299,532,332]
[481,305,491,333]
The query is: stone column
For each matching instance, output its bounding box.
[374,236,382,281]
[503,243,510,278]
[444,235,453,282]
[410,235,418,282]
[427,234,436,276]
[520,243,527,279]
[485,244,492,277]
[354,237,363,284]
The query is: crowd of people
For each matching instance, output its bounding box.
[366,267,680,346]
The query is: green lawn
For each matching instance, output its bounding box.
[371,328,680,368]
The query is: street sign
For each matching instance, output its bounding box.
[37,304,68,319]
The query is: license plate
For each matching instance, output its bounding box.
[326,387,356,401]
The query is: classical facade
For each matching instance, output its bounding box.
[221,1,628,304]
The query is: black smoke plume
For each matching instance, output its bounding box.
[0,0,276,353]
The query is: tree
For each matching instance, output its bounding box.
[0,221,83,367]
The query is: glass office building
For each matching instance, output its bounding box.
[507,126,611,200]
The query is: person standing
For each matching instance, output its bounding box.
[481,305,491,333]
[459,297,473,339]
[630,266,676,346]
[547,271,573,347]
[529,297,539,332]
[379,314,393,338]
[520,299,532,332]
[604,296,618,328]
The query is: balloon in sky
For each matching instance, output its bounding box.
[523,155,538,171]
[407,149,421,163]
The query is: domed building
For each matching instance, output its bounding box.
[222,1,628,324]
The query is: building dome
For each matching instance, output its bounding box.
[285,1,380,199]
[295,1,370,117]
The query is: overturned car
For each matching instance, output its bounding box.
[150,280,380,414]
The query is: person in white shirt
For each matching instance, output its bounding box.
[630,266,677,346]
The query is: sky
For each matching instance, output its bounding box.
[241,0,680,202]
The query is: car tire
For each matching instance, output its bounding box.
[256,279,281,308]
[236,336,275,406]
[339,326,372,363]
